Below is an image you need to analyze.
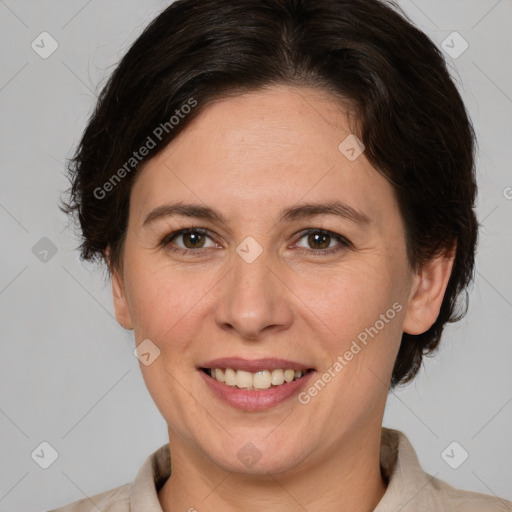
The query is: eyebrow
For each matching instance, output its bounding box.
[142,200,371,228]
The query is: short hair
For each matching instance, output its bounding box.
[61,0,478,388]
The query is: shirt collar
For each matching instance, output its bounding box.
[129,427,430,511]
[129,439,170,510]
[373,427,435,511]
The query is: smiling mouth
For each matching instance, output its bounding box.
[201,367,314,390]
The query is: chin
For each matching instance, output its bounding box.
[201,433,313,476]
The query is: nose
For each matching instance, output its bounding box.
[214,246,293,341]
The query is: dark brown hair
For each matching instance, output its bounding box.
[61,0,478,388]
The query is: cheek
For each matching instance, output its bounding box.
[292,262,407,406]
[126,263,210,417]
[294,262,401,341]
[125,256,217,349]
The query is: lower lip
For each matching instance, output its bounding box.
[199,370,315,411]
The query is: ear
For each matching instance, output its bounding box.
[402,244,456,335]
[105,247,133,330]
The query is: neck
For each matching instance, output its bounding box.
[158,424,387,512]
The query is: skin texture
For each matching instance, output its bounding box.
[108,85,454,512]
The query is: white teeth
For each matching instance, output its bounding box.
[253,370,271,390]
[236,370,253,389]
[208,367,307,389]
[271,369,285,386]
[224,368,237,386]
[284,369,295,383]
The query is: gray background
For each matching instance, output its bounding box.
[0,0,511,510]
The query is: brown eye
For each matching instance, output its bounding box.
[181,231,206,249]
[294,229,351,255]
[306,232,331,250]
[162,228,217,253]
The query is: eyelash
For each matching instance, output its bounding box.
[160,227,352,257]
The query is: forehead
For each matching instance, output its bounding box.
[131,85,400,229]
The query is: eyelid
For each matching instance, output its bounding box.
[161,227,219,248]
[293,228,351,245]
[291,228,352,255]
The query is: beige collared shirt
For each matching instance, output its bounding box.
[48,427,511,511]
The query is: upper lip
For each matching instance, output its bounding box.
[200,357,314,372]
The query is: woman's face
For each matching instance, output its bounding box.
[111,85,439,474]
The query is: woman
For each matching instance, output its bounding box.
[53,0,511,510]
